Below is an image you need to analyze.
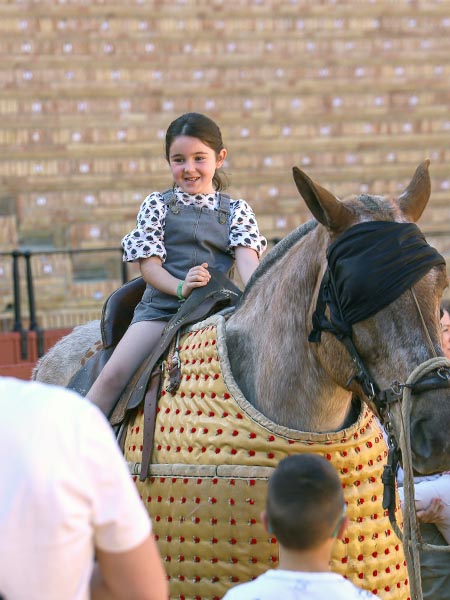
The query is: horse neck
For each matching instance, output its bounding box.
[226,224,354,432]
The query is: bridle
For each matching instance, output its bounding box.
[339,288,450,425]
[308,221,450,523]
[308,221,450,600]
[318,285,450,600]
[333,288,450,525]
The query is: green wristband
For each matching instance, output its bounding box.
[177,280,185,301]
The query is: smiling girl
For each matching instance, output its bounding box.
[86,113,267,415]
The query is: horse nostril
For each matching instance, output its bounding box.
[410,418,432,461]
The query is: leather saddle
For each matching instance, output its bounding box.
[66,276,147,398]
[68,269,242,421]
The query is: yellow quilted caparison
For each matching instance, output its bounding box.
[125,316,409,600]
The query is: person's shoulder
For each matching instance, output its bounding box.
[340,577,380,598]
[0,377,103,422]
[137,191,170,218]
[222,571,275,599]
[228,195,249,206]
[0,375,30,395]
[309,572,378,599]
[0,376,77,405]
[229,196,258,214]
[222,581,257,599]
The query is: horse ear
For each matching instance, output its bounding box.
[397,160,431,222]
[292,166,353,231]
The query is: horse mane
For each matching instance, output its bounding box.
[243,219,318,299]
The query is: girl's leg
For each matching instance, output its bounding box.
[86,319,166,416]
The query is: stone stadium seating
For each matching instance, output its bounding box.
[0,0,449,330]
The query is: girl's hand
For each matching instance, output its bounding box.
[182,263,211,298]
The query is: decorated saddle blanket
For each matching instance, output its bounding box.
[124,315,409,600]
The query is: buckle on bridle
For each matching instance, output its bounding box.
[437,366,450,381]
[390,380,404,397]
[366,380,376,400]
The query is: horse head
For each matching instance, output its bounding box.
[292,160,450,475]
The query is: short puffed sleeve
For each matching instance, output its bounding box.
[121,192,168,262]
[229,199,267,256]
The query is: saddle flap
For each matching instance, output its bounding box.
[101,276,147,349]
[67,346,114,397]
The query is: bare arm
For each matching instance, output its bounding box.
[234,246,260,286]
[139,256,210,299]
[91,534,168,600]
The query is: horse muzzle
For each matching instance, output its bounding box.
[380,364,450,475]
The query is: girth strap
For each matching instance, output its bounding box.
[140,367,163,482]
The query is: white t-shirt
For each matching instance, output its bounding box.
[222,569,379,600]
[0,377,151,600]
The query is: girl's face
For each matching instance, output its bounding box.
[168,135,226,195]
[441,309,450,360]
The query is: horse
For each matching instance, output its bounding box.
[33,160,450,599]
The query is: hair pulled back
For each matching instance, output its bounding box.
[165,113,227,191]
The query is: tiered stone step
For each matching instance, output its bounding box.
[0,0,449,329]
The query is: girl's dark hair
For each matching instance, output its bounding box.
[165,112,227,191]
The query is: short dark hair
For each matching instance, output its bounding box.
[441,299,450,319]
[266,454,345,551]
[165,112,228,191]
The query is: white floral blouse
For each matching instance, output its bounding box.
[121,187,267,263]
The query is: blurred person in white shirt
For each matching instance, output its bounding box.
[0,377,168,600]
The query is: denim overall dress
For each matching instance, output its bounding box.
[131,190,234,324]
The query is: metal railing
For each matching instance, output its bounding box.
[0,247,128,359]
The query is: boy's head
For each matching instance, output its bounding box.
[264,454,346,551]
